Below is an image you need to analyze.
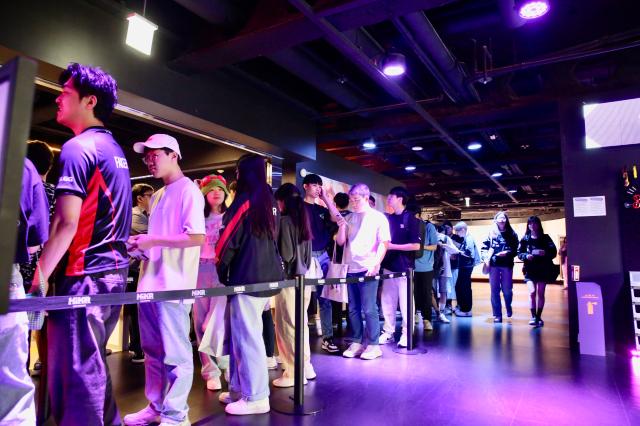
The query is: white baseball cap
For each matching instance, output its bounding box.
[133,134,182,159]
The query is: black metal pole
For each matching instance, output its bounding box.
[293,274,305,407]
[407,268,415,351]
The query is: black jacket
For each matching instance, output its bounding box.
[216,193,284,297]
[517,234,557,281]
[481,229,519,268]
[278,216,312,279]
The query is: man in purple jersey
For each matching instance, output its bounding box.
[32,63,131,426]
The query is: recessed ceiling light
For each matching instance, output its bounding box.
[362,140,377,149]
[405,165,417,172]
[468,142,482,151]
[411,146,423,151]
[491,172,503,178]
[489,134,498,140]
[508,189,517,193]
[216,169,224,174]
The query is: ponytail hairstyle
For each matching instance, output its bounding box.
[235,154,277,239]
[274,183,312,242]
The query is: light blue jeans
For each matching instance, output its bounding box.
[0,264,35,425]
[228,294,271,401]
[347,272,380,345]
[489,266,514,318]
[139,301,193,424]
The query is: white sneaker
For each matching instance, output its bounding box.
[378,332,394,344]
[123,406,161,425]
[342,342,364,358]
[159,419,190,426]
[360,345,382,360]
[272,371,307,388]
[206,377,222,391]
[305,363,317,380]
[397,335,407,348]
[219,392,238,404]
[423,320,433,331]
[225,397,270,415]
[266,356,278,370]
[438,313,450,323]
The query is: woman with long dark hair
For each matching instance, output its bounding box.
[215,155,284,415]
[518,216,557,327]
[272,183,315,387]
[481,211,519,323]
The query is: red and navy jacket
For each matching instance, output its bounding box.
[215,192,283,297]
[56,127,132,276]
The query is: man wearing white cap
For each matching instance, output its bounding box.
[124,134,205,426]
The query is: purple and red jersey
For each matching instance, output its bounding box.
[56,127,132,276]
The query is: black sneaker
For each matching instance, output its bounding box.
[321,338,339,353]
[131,352,145,364]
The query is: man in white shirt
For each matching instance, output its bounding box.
[124,134,205,426]
[336,183,390,360]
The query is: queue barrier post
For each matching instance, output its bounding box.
[393,268,426,355]
[271,274,324,415]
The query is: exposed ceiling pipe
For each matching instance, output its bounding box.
[469,38,640,82]
[318,95,444,120]
[394,12,480,104]
[287,0,517,203]
[268,47,372,111]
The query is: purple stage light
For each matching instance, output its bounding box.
[517,0,550,20]
[382,53,406,77]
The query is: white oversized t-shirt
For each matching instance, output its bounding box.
[345,207,391,273]
[138,177,205,298]
[201,212,224,259]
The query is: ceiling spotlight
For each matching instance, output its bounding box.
[405,165,417,172]
[508,189,518,193]
[411,146,424,151]
[468,142,483,151]
[216,169,224,174]
[491,171,503,178]
[516,0,550,20]
[362,140,377,149]
[489,134,498,140]
[465,197,471,207]
[381,53,406,77]
[126,13,158,55]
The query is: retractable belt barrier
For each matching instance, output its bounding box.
[6,272,407,313]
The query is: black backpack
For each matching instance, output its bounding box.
[404,213,426,259]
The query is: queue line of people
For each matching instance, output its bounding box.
[0,62,561,426]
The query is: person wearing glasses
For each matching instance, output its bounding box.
[336,183,390,360]
[124,134,205,426]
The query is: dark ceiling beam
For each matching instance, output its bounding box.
[393,12,480,104]
[404,173,561,192]
[171,0,455,71]
[288,0,517,203]
[268,47,372,110]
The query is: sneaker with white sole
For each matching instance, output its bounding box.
[378,332,394,344]
[360,345,382,360]
[528,317,537,326]
[206,377,222,391]
[225,397,270,415]
[423,320,433,331]
[266,356,278,370]
[272,371,308,388]
[397,335,408,348]
[438,313,450,323]
[159,419,190,426]
[342,342,364,358]
[219,392,238,404]
[123,406,161,426]
[305,363,317,380]
[321,338,339,353]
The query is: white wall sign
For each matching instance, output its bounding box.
[573,196,607,217]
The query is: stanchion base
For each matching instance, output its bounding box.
[392,345,427,355]
[271,393,324,415]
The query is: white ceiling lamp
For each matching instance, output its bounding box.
[126,1,157,56]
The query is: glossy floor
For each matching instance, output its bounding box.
[71,284,640,425]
